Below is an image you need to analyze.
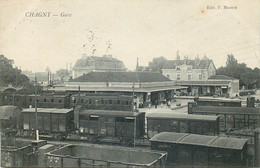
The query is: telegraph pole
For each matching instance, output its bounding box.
[132,83,136,147]
[35,76,39,140]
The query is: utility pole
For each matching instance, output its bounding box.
[35,76,39,141]
[132,83,136,147]
[78,86,81,105]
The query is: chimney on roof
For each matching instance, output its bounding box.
[176,50,180,60]
[184,55,188,64]
[195,55,200,68]
[136,57,139,71]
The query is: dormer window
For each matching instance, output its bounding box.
[187,66,191,71]
[176,67,180,71]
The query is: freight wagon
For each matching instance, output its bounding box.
[150,132,248,167]
[188,103,260,131]
[78,110,145,144]
[22,108,74,139]
[147,113,220,138]
[45,144,167,168]
[0,105,22,135]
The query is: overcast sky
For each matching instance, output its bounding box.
[0,0,259,73]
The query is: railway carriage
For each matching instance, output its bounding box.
[195,97,242,107]
[70,93,135,111]
[147,113,220,138]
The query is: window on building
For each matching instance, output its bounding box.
[51,99,54,102]
[177,74,180,80]
[117,100,120,105]
[29,98,32,102]
[81,99,84,104]
[101,99,104,104]
[89,115,99,121]
[59,99,62,103]
[187,67,191,71]
[199,74,202,80]
[44,98,47,102]
[37,98,40,102]
[89,99,92,104]
[109,100,112,104]
[126,101,129,105]
[166,73,170,79]
[188,74,191,80]
[176,67,180,71]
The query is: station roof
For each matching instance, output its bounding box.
[79,110,145,117]
[208,75,237,80]
[146,113,219,121]
[192,106,260,114]
[22,108,73,114]
[50,85,187,93]
[0,105,21,119]
[175,80,231,86]
[150,132,248,150]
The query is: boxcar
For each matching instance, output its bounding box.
[188,103,260,131]
[22,108,74,139]
[0,105,22,135]
[70,93,134,111]
[78,110,145,144]
[27,94,70,109]
[45,144,167,168]
[150,132,248,167]
[1,94,28,108]
[195,97,241,107]
[147,113,220,138]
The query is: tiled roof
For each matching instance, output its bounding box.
[70,71,171,83]
[208,75,237,80]
[162,59,213,69]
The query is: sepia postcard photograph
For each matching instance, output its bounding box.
[0,0,259,167]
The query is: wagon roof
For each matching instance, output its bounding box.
[180,134,217,146]
[193,106,260,114]
[210,137,248,150]
[0,105,21,119]
[197,97,241,102]
[150,132,248,149]
[79,110,145,117]
[150,132,189,143]
[146,113,219,121]
[21,108,73,114]
[27,94,68,98]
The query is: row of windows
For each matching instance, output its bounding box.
[176,66,192,71]
[166,74,204,80]
[29,98,63,103]
[75,99,130,105]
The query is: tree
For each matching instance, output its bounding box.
[56,69,69,81]
[147,56,167,73]
[217,54,260,88]
[0,55,30,87]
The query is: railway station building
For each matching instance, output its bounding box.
[50,71,186,106]
[175,75,239,97]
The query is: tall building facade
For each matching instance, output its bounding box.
[162,55,216,81]
[72,54,127,78]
